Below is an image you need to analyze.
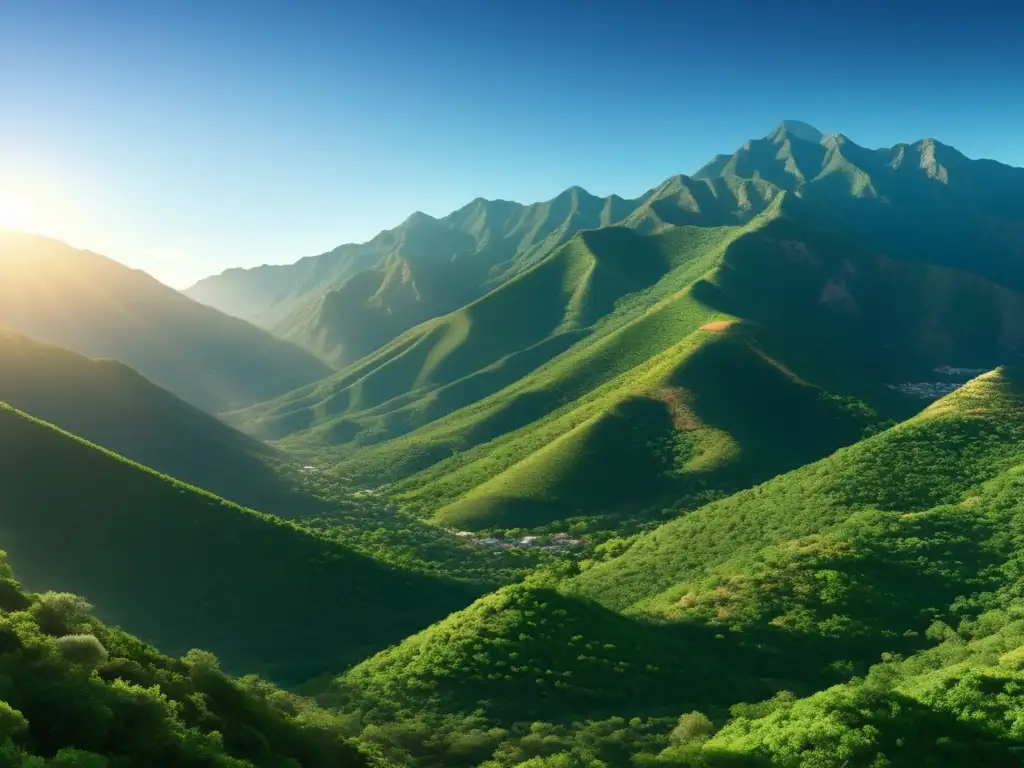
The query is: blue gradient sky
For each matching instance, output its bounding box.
[2,0,1021,287]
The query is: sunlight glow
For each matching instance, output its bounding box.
[0,190,36,232]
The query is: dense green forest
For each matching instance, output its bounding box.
[5,121,1024,766]
[317,369,1024,765]
[0,551,373,767]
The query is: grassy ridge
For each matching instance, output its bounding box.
[314,223,746,484]
[230,225,732,449]
[399,210,1024,532]
[335,205,1024,533]
[185,181,751,367]
[0,403,481,685]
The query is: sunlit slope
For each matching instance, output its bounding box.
[0,403,480,685]
[0,231,332,413]
[574,368,1024,615]
[328,579,789,729]
[0,328,321,514]
[700,598,1024,767]
[284,221,750,478]
[189,174,765,368]
[425,324,892,531]
[231,225,733,446]
[331,370,1024,756]
[352,209,1024,531]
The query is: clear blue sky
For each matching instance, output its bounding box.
[2,0,1021,287]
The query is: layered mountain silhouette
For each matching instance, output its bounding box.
[0,328,326,513]
[0,230,332,413]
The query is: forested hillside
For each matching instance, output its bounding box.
[0,552,371,766]
[320,369,1024,766]
[0,403,481,685]
[231,193,1024,537]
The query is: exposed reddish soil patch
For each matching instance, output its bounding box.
[699,319,736,332]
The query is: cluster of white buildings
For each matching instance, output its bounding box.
[453,531,589,550]
[885,365,987,400]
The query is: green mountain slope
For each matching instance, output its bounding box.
[695,123,1024,291]
[0,328,323,515]
[288,205,1024,534]
[186,190,641,363]
[0,231,332,413]
[185,172,767,369]
[697,601,1024,767]
[0,328,536,598]
[230,224,727,446]
[572,368,1024,616]
[327,369,1024,766]
[0,553,369,766]
[0,403,480,685]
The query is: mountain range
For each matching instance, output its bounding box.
[5,120,1024,766]
[195,122,1024,535]
[186,119,1024,367]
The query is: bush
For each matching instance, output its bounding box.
[55,635,108,669]
[669,712,715,746]
[49,748,109,767]
[33,593,93,636]
[0,701,27,742]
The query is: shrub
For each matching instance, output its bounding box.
[49,748,109,767]
[55,635,108,669]
[33,593,93,636]
[0,701,27,742]
[668,712,715,746]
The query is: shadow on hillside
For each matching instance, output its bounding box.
[0,407,486,687]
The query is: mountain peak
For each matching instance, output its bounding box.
[402,210,437,226]
[552,185,596,203]
[769,120,824,144]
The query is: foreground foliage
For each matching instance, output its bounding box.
[0,553,370,767]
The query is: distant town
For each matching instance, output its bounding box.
[449,530,590,550]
